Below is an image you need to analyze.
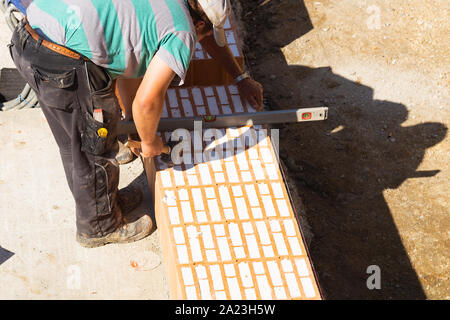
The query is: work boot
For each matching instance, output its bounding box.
[76,215,153,248]
[117,184,143,215]
[116,140,136,165]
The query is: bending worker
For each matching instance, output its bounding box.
[9,0,263,247]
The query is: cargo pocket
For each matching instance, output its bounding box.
[94,158,119,217]
[31,65,77,111]
[80,111,109,155]
[80,66,121,156]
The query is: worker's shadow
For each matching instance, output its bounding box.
[234,0,447,299]
[128,0,446,299]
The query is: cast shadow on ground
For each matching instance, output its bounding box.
[237,0,447,299]
[0,246,14,266]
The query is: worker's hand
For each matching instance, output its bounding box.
[132,135,165,158]
[237,78,264,111]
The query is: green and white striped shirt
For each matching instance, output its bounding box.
[27,0,197,85]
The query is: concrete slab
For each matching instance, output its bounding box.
[0,109,170,299]
[0,13,170,299]
[0,21,15,69]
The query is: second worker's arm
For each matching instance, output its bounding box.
[199,34,263,110]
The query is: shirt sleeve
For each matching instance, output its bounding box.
[155,31,197,86]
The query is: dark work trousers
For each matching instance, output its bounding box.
[9,20,123,237]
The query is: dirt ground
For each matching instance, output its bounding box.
[234,0,449,299]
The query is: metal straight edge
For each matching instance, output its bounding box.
[117,107,328,135]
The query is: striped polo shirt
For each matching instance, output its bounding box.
[26,0,197,85]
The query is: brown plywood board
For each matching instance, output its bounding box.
[183,15,245,87]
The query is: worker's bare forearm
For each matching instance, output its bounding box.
[132,98,164,144]
[130,55,175,148]
[200,35,243,79]
[116,78,143,121]
[201,34,263,110]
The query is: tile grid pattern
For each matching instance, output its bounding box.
[152,86,321,300]
[192,18,242,60]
